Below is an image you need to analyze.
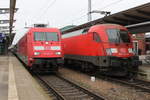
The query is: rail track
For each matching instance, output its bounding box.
[62,67,150,93]
[144,55,150,64]
[14,54,104,100]
[117,79,150,92]
[98,75,150,92]
[36,74,105,100]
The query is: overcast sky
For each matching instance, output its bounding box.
[0,0,150,44]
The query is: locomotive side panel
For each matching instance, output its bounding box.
[17,34,28,65]
[63,33,109,67]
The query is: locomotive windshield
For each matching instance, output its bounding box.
[107,29,130,43]
[34,32,59,41]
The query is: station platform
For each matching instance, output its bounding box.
[139,55,150,65]
[0,56,51,100]
[138,55,150,81]
[138,65,150,81]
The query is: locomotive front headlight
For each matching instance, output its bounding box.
[106,49,112,55]
[34,46,44,50]
[110,48,118,53]
[55,52,61,55]
[34,52,40,55]
[128,48,133,53]
[51,46,61,50]
[106,48,118,55]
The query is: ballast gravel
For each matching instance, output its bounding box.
[59,67,150,100]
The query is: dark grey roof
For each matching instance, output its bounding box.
[63,3,150,34]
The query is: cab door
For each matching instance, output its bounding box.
[92,32,103,56]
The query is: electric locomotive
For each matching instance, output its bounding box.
[16,27,63,72]
[62,24,141,76]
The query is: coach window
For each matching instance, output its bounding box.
[93,32,101,42]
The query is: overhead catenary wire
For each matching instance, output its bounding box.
[36,0,57,21]
[98,0,124,10]
[65,0,124,26]
[71,14,87,23]
[66,0,103,21]
[32,0,53,20]
[14,0,53,28]
[13,0,57,44]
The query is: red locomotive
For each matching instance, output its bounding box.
[16,27,63,72]
[62,24,141,76]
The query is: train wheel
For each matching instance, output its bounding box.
[88,63,96,74]
[132,66,139,78]
[64,60,68,67]
[52,65,59,72]
[64,59,72,68]
[81,62,85,72]
[127,66,138,79]
[81,62,87,72]
[81,62,94,73]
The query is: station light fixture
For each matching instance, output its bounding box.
[0,8,18,14]
[0,30,16,33]
[0,26,14,30]
[0,9,8,14]
[0,20,13,24]
[0,30,10,33]
[0,20,16,24]
[0,8,9,14]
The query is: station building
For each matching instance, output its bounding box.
[132,33,150,55]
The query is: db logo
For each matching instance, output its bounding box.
[45,46,51,50]
[119,48,126,54]
[43,52,51,55]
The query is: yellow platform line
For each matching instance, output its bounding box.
[8,57,19,100]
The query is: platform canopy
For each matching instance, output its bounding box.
[62,3,150,34]
[9,0,17,37]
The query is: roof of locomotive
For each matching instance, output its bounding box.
[28,27,60,32]
[62,24,126,34]
[90,24,126,29]
[16,27,60,44]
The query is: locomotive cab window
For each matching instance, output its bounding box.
[46,32,59,41]
[34,32,59,41]
[119,30,130,43]
[107,29,130,43]
[34,32,45,41]
[93,32,101,42]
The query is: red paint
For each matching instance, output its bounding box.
[62,24,134,58]
[17,27,63,67]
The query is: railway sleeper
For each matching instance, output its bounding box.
[63,94,92,99]
[54,86,75,90]
[59,89,80,93]
[62,91,86,95]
